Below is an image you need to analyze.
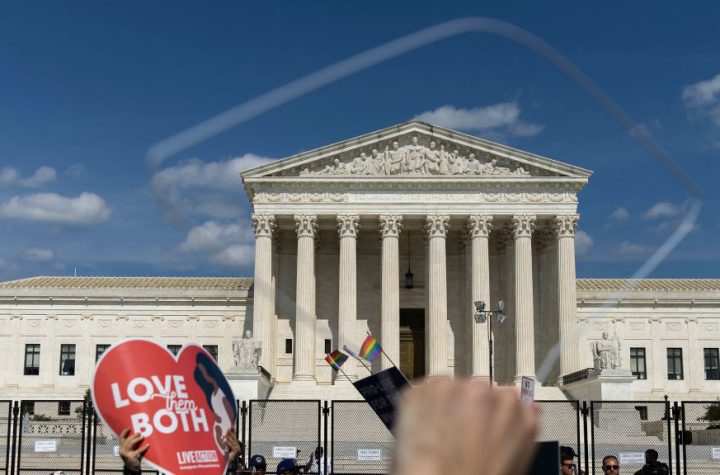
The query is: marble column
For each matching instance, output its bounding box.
[513,214,537,383]
[687,318,703,393]
[337,215,360,380]
[467,215,493,379]
[293,214,318,381]
[251,214,276,373]
[426,215,450,376]
[554,214,579,381]
[379,215,402,370]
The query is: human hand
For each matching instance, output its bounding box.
[119,428,150,471]
[392,378,538,475]
[223,427,242,462]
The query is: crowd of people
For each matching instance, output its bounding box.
[560,447,669,475]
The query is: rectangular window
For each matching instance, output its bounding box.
[704,348,720,380]
[24,344,40,375]
[285,339,293,354]
[59,344,76,376]
[667,348,684,380]
[324,339,332,355]
[167,345,181,356]
[203,345,219,362]
[58,401,71,416]
[630,347,647,380]
[96,344,110,361]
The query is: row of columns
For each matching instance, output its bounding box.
[251,213,579,383]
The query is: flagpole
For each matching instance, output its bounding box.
[337,366,353,384]
[367,331,399,368]
[343,346,372,373]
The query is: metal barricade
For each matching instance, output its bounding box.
[331,400,393,475]
[590,400,672,475]
[248,400,320,474]
[536,400,582,467]
[680,401,720,475]
[0,401,11,475]
[16,400,87,474]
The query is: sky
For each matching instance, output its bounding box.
[0,1,719,280]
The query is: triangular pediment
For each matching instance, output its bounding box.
[242,121,592,180]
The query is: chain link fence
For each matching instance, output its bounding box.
[590,401,671,475]
[681,401,720,475]
[331,401,394,475]
[16,400,87,474]
[0,401,10,475]
[536,400,582,464]
[248,400,321,474]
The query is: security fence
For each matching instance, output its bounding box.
[1,397,718,474]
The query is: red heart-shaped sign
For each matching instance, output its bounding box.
[93,340,237,475]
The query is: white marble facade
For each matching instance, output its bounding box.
[0,121,719,402]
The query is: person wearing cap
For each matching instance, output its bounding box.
[277,458,299,475]
[246,454,267,474]
[560,446,580,475]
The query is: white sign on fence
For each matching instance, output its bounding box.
[711,447,720,460]
[273,446,298,459]
[34,440,57,453]
[619,452,645,465]
[114,445,120,457]
[357,449,382,461]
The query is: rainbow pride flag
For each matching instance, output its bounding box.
[359,334,382,363]
[324,350,349,371]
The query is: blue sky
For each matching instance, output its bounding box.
[1,1,719,280]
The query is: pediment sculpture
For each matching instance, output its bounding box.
[297,136,531,177]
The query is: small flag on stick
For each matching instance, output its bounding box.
[359,334,382,363]
[325,350,349,371]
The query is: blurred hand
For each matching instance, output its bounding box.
[119,428,149,471]
[223,427,242,462]
[392,379,538,475]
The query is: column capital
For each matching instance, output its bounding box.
[554,214,580,238]
[378,215,403,238]
[425,215,450,238]
[511,214,536,239]
[294,214,318,238]
[337,215,360,239]
[466,215,493,238]
[251,214,276,238]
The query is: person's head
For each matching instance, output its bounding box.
[244,329,252,338]
[602,331,609,340]
[645,449,659,465]
[277,458,297,475]
[560,446,577,475]
[249,454,266,474]
[602,455,619,474]
[314,446,324,459]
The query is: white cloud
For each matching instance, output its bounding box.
[609,207,629,222]
[152,154,274,195]
[210,244,255,268]
[179,221,252,253]
[0,192,110,225]
[0,166,56,188]
[24,248,55,261]
[414,102,543,137]
[683,73,720,108]
[643,201,682,220]
[617,241,654,255]
[575,230,594,255]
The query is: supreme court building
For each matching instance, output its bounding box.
[1,121,720,402]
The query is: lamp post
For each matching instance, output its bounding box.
[473,299,508,385]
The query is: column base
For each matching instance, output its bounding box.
[471,375,492,382]
[293,374,317,382]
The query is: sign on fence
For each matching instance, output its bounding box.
[273,446,298,458]
[712,447,720,460]
[619,452,645,465]
[34,440,57,453]
[357,449,382,461]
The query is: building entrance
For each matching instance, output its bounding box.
[399,308,425,380]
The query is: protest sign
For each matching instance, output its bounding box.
[520,376,535,404]
[353,366,409,433]
[92,339,236,475]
